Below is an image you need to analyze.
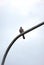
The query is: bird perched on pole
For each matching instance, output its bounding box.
[19,27,25,39]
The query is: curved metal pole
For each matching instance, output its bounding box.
[1,22,44,65]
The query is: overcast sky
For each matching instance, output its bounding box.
[0,0,44,65]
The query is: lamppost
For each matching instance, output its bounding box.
[1,22,44,65]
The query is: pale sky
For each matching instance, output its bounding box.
[0,0,44,65]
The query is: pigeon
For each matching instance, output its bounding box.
[19,27,25,39]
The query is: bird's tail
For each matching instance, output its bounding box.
[23,35,25,39]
